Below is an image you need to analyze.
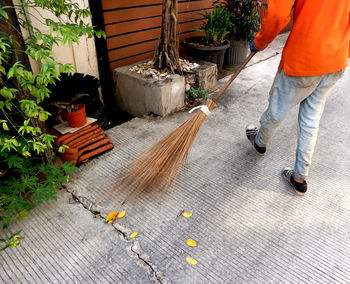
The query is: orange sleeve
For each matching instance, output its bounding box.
[254,0,295,50]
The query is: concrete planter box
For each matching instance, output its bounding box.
[114,64,185,117]
[183,58,217,93]
[113,59,217,117]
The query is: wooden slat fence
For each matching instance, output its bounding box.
[103,0,219,72]
[101,0,291,72]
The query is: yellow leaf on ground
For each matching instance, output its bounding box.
[130,231,138,239]
[117,210,126,219]
[106,211,118,223]
[186,257,198,265]
[182,212,192,218]
[186,238,197,247]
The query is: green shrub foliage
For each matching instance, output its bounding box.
[195,2,234,46]
[220,0,266,41]
[0,0,105,250]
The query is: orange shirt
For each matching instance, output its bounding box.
[254,0,350,76]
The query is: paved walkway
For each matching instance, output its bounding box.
[1,34,350,283]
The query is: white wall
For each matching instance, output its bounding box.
[16,0,99,79]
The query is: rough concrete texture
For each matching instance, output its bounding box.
[2,33,350,283]
[114,64,185,117]
[188,58,218,92]
[184,58,218,93]
[0,190,153,283]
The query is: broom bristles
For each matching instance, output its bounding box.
[108,99,217,204]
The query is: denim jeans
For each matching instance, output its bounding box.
[255,68,345,180]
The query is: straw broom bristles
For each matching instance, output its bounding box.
[102,52,256,205]
[113,99,216,203]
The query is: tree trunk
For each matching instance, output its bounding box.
[152,0,182,74]
[0,0,55,163]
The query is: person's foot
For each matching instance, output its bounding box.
[282,168,307,196]
[245,124,266,156]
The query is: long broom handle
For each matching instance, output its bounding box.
[212,51,257,103]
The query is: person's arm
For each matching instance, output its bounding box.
[254,0,295,50]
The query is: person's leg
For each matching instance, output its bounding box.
[293,69,345,181]
[253,69,321,148]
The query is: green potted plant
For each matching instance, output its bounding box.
[222,0,265,67]
[182,3,233,72]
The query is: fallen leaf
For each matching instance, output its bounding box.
[182,212,192,218]
[186,238,197,247]
[130,231,138,239]
[106,211,118,223]
[117,210,126,219]
[186,257,198,265]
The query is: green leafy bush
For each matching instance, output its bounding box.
[194,3,234,46]
[220,0,266,41]
[0,0,104,249]
[0,142,76,229]
[186,87,209,100]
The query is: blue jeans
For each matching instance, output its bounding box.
[255,68,345,180]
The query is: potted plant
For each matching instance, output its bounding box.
[49,94,88,128]
[182,3,233,72]
[222,0,265,67]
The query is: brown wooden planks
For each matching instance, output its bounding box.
[109,31,204,72]
[104,6,162,24]
[102,0,162,10]
[108,40,158,62]
[105,10,210,38]
[105,17,162,37]
[102,0,213,12]
[110,51,155,72]
[107,19,202,50]
[103,0,228,71]
[107,28,161,50]
[103,0,213,24]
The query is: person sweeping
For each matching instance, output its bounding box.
[246,0,350,195]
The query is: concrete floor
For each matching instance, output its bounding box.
[1,34,350,283]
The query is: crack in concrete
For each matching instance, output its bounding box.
[63,187,171,284]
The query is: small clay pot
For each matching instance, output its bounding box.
[59,147,79,165]
[63,104,87,128]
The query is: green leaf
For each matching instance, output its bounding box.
[7,62,22,79]
[61,161,77,175]
[2,122,9,131]
[5,155,24,169]
[0,65,6,75]
[0,8,8,20]
[58,145,68,153]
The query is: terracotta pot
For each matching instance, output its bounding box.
[59,147,79,165]
[63,104,87,128]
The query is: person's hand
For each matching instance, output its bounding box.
[250,40,259,52]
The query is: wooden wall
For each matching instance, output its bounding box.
[101,0,290,72]
[102,0,219,72]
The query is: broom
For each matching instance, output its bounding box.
[114,52,257,204]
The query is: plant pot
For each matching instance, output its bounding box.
[183,37,229,72]
[225,40,249,67]
[63,104,87,128]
